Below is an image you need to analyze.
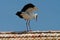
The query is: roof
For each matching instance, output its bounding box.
[0,30,60,34]
[0,31,60,38]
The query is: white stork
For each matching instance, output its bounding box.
[16,3,38,31]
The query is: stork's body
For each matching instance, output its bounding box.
[16,3,38,31]
[21,12,37,20]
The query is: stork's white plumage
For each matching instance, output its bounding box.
[16,3,38,31]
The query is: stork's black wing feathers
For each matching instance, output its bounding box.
[21,3,35,12]
[16,11,23,18]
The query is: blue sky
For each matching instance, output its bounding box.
[0,0,60,31]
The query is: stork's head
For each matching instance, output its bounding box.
[34,14,38,21]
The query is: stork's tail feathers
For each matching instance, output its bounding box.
[16,11,23,18]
